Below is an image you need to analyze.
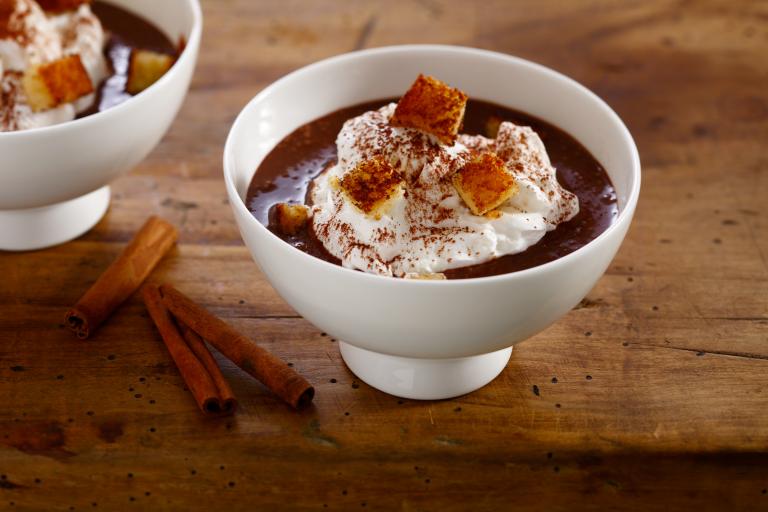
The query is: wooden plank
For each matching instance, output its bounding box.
[1,0,767,509]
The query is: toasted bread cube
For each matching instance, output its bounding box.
[340,156,404,218]
[0,0,13,23]
[453,152,518,216]
[271,203,310,235]
[126,50,174,95]
[35,0,91,12]
[390,74,468,145]
[485,115,502,138]
[23,55,93,112]
[404,272,447,280]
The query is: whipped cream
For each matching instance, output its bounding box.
[310,103,579,277]
[0,0,107,132]
[0,0,61,71]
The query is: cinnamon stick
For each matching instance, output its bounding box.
[179,322,237,414]
[142,285,233,416]
[159,284,314,409]
[65,216,177,339]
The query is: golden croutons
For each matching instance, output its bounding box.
[390,74,468,145]
[270,203,310,236]
[484,115,502,138]
[453,152,518,216]
[340,156,404,218]
[35,0,91,12]
[126,50,174,95]
[0,0,13,24]
[23,55,94,112]
[404,272,447,280]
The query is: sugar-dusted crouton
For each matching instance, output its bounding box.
[270,203,310,235]
[35,0,90,12]
[340,156,404,218]
[23,54,93,112]
[0,0,13,22]
[126,49,174,95]
[404,272,447,280]
[484,115,502,138]
[453,152,518,216]
[390,74,468,145]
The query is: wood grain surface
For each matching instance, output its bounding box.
[2,0,768,510]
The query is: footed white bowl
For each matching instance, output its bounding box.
[224,45,641,399]
[0,0,202,251]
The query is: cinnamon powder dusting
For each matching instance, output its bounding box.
[0,0,17,39]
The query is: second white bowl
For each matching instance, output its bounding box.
[0,0,202,250]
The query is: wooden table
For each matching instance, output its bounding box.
[2,1,767,510]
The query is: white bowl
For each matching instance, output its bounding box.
[224,45,641,399]
[0,0,202,251]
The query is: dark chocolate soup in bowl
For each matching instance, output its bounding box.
[247,99,618,279]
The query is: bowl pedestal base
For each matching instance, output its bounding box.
[0,186,110,251]
[339,342,512,400]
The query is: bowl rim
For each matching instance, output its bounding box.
[223,44,642,286]
[0,0,203,140]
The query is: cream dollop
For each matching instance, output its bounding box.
[309,103,579,277]
[0,0,107,132]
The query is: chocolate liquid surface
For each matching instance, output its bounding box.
[76,1,176,119]
[246,99,618,279]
